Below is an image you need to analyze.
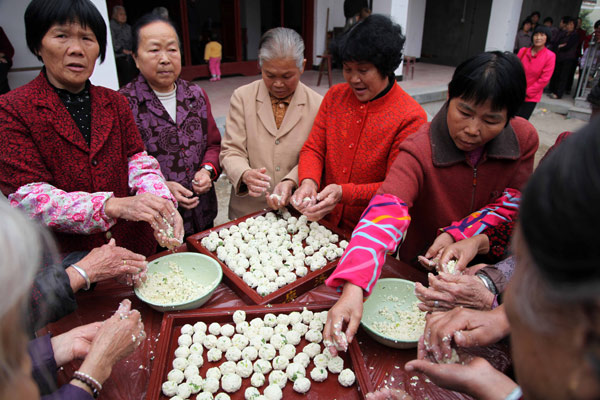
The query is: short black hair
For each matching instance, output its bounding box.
[543,16,553,25]
[561,16,572,24]
[521,18,533,29]
[530,11,541,18]
[25,0,107,62]
[533,25,552,43]
[594,19,600,29]
[132,13,180,55]
[330,14,405,77]
[448,51,526,121]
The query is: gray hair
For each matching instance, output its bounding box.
[258,27,305,70]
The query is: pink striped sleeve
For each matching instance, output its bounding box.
[325,193,411,295]
[128,152,177,207]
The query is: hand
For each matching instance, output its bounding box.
[104,192,177,229]
[405,356,518,400]
[302,184,342,222]
[415,272,495,312]
[323,282,364,357]
[166,181,199,210]
[242,167,271,197]
[51,322,102,367]
[266,180,295,210]
[437,234,490,272]
[290,179,318,212]
[192,169,213,195]
[419,233,455,270]
[155,210,184,249]
[366,387,414,400]
[77,299,146,384]
[419,306,509,362]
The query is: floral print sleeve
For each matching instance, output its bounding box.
[127,151,177,206]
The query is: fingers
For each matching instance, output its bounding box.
[108,238,116,247]
[417,255,437,270]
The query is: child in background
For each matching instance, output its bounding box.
[205,34,222,81]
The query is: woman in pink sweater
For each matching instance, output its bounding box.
[516,26,556,120]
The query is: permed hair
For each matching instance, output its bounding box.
[258,27,305,70]
[448,51,526,121]
[25,0,107,62]
[330,14,405,78]
[132,13,180,55]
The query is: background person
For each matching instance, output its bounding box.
[514,18,533,53]
[204,33,222,81]
[109,6,137,87]
[0,26,14,94]
[549,16,579,99]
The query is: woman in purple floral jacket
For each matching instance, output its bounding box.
[120,14,221,236]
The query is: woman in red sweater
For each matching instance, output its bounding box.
[291,14,426,232]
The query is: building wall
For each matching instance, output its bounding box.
[313,0,346,65]
[485,0,523,52]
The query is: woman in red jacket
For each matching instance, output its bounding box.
[516,26,556,120]
[291,14,426,232]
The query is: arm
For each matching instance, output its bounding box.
[297,96,329,189]
[199,89,222,179]
[204,42,211,61]
[127,152,176,205]
[526,52,556,98]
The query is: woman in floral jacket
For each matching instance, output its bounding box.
[121,14,221,236]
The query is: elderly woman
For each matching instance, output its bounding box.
[291,14,426,230]
[323,51,538,354]
[120,14,221,236]
[220,27,322,219]
[0,201,144,399]
[370,116,600,400]
[0,0,183,257]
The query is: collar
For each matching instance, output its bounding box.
[128,74,194,104]
[430,102,521,167]
[269,92,294,106]
[43,67,91,97]
[369,74,395,102]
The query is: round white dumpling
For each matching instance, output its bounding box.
[221,323,235,337]
[162,380,178,397]
[232,334,250,350]
[305,329,323,343]
[254,359,272,375]
[295,266,308,277]
[203,334,218,349]
[219,361,237,375]
[207,348,223,362]
[192,332,206,345]
[197,392,215,400]
[259,326,274,342]
[313,354,328,368]
[293,352,310,369]
[183,364,199,380]
[310,366,328,382]
[225,346,242,362]
[269,334,287,350]
[167,369,184,383]
[302,343,321,359]
[173,357,189,371]
[236,321,250,334]
[285,363,306,382]
[284,330,301,346]
[236,359,254,378]
[339,240,349,249]
[259,344,276,360]
[188,352,204,368]
[338,368,356,387]
[327,356,344,374]
[174,346,191,359]
[194,321,207,334]
[217,336,232,352]
[288,312,302,325]
[242,346,258,361]
[304,245,315,256]
[208,322,221,336]
[215,393,231,400]
[276,314,290,326]
[245,386,260,399]
[177,382,192,399]
[273,324,288,335]
[181,324,194,335]
[250,317,264,329]
[250,371,266,387]
[316,311,328,324]
[263,384,283,400]
[280,344,296,360]
[268,370,287,389]
[292,322,308,336]
[188,375,204,394]
[203,377,220,394]
[233,310,246,324]
[309,319,324,332]
[292,376,311,394]
[272,355,289,370]
[178,334,192,347]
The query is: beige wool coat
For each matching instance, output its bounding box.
[220,79,323,219]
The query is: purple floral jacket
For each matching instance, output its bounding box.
[120,75,221,235]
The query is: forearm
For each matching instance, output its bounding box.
[340,181,382,206]
[127,152,177,206]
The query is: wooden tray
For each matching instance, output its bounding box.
[187,209,349,305]
[147,303,374,400]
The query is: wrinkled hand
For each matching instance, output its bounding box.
[166,181,199,210]
[290,179,318,212]
[155,209,184,249]
[242,167,271,197]
[437,234,490,272]
[323,282,363,357]
[302,184,342,222]
[51,322,103,367]
[104,192,176,229]
[419,306,509,362]
[419,233,455,270]
[366,387,414,400]
[415,272,495,312]
[266,180,295,210]
[192,168,213,195]
[405,355,517,400]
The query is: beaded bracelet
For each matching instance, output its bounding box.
[73,371,102,399]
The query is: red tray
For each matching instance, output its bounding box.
[187,209,350,305]
[147,303,374,399]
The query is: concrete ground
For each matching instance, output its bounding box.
[199,64,587,226]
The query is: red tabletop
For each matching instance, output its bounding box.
[45,245,510,400]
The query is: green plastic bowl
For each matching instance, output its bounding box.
[360,278,423,349]
[134,252,222,312]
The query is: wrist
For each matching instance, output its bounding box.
[103,197,121,219]
[301,178,318,191]
[79,356,112,385]
[51,335,72,367]
[66,266,87,293]
[342,282,364,300]
[477,234,490,254]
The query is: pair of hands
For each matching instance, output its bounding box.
[241,168,294,210]
[418,233,490,273]
[291,179,342,221]
[166,168,213,211]
[53,299,145,386]
[104,192,184,249]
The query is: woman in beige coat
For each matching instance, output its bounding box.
[220,27,323,219]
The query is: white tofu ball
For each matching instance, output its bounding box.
[173,357,189,371]
[233,310,246,324]
[280,344,297,360]
[241,346,258,361]
[301,308,314,324]
[181,324,194,335]
[266,281,278,294]
[259,326,274,341]
[245,275,259,289]
[310,366,328,382]
[339,240,349,249]
[208,231,219,240]
[178,334,192,347]
[293,352,310,369]
[254,359,273,375]
[215,393,231,400]
[283,272,297,284]
[250,318,264,329]
[188,375,204,394]
[233,266,246,276]
[284,330,301,346]
[302,342,321,359]
[197,392,214,400]
[193,321,207,334]
[236,321,250,334]
[221,324,235,338]
[162,380,178,397]
[184,365,199,380]
[268,370,287,389]
[232,334,249,350]
[203,377,220,394]
[259,344,276,360]
[207,348,223,362]
[190,342,204,354]
[225,347,242,362]
[322,347,335,360]
[303,245,315,256]
[236,359,254,378]
[229,225,240,233]
[305,329,323,343]
[249,334,265,349]
[219,228,230,238]
[316,311,328,324]
[269,334,287,350]
[263,313,277,327]
[288,312,302,325]
[285,363,306,382]
[273,324,288,335]
[188,353,204,368]
[272,355,289,370]
[292,322,308,336]
[206,367,222,380]
[327,356,344,374]
[338,368,356,387]
[174,346,191,359]
[177,382,192,399]
[335,247,345,257]
[192,332,206,345]
[216,336,232,352]
[313,354,328,368]
[219,361,237,375]
[167,369,185,383]
[295,266,308,277]
[309,319,324,332]
[274,276,287,288]
[277,266,290,276]
[263,384,283,400]
[292,376,311,394]
[245,386,261,399]
[208,323,221,336]
[326,249,337,261]
[237,258,250,271]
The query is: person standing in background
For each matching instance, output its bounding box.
[204,34,222,81]
[529,11,541,30]
[0,27,14,95]
[514,19,533,53]
[543,17,559,50]
[109,6,137,86]
[549,17,579,99]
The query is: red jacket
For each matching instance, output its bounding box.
[378,103,538,264]
[298,82,426,231]
[0,73,156,256]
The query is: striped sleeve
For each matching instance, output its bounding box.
[325,193,411,295]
